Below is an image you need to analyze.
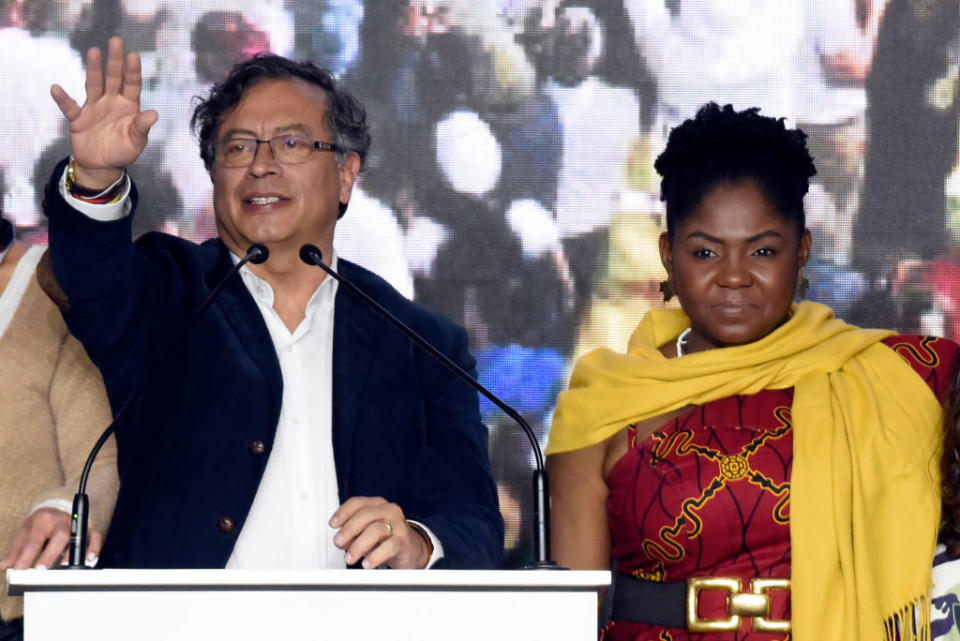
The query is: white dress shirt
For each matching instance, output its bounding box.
[60,171,443,568]
[226,260,344,568]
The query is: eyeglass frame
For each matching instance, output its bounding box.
[213,134,343,168]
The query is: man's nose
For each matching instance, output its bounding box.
[248,139,280,175]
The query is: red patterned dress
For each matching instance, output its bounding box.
[602,335,959,641]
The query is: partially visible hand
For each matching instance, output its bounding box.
[821,50,869,86]
[0,508,103,570]
[50,36,157,190]
[330,497,430,569]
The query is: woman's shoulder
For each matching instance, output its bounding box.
[882,334,960,403]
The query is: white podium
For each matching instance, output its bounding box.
[7,568,609,640]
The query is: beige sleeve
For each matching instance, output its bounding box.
[43,332,119,535]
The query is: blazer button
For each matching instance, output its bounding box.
[217,516,236,534]
[248,439,267,456]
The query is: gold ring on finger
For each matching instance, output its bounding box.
[383,520,394,537]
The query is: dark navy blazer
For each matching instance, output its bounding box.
[44,162,503,569]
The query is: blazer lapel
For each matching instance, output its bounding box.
[331,261,386,496]
[207,240,283,421]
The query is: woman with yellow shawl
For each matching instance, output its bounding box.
[547,103,959,640]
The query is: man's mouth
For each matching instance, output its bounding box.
[246,196,282,205]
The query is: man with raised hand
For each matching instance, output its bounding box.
[44,36,502,571]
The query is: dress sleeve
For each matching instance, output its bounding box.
[882,334,960,404]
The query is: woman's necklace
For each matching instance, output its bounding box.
[675,327,692,357]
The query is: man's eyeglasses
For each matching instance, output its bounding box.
[214,135,341,168]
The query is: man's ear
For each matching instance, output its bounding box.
[338,152,362,209]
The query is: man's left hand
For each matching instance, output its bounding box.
[330,497,430,569]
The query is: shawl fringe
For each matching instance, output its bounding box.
[883,594,931,641]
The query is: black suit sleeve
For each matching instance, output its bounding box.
[413,323,504,569]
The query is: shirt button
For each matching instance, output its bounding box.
[291,417,301,425]
[285,345,293,353]
[248,439,267,456]
[300,493,308,503]
[217,516,236,534]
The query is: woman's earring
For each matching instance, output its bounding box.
[660,278,676,302]
[796,268,810,299]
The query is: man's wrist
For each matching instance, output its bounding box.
[66,156,125,201]
[407,520,444,569]
[59,161,133,221]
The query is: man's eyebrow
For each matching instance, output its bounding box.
[218,124,312,139]
[271,124,311,135]
[218,127,258,139]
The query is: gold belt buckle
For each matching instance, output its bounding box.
[750,578,791,633]
[686,576,791,633]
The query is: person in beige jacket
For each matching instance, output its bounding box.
[0,216,118,638]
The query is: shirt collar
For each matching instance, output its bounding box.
[232,248,339,310]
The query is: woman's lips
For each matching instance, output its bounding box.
[712,302,755,315]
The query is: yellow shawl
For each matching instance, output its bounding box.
[549,302,942,640]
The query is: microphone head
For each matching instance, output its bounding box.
[299,244,323,266]
[246,244,269,264]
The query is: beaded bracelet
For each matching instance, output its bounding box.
[66,156,125,204]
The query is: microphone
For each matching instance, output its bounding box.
[64,243,268,568]
[299,244,558,569]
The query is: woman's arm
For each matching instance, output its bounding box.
[548,439,612,570]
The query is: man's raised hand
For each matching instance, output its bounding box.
[50,36,157,191]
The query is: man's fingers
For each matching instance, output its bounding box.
[358,538,400,569]
[34,529,70,570]
[50,85,82,121]
[344,520,395,566]
[331,499,419,568]
[103,37,125,95]
[121,51,143,102]
[333,504,393,548]
[84,46,104,102]
[330,496,385,529]
[131,110,159,141]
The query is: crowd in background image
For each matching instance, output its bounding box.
[0,0,958,563]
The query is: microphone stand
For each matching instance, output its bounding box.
[299,244,559,569]
[62,243,269,568]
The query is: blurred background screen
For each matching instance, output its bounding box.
[2,0,958,566]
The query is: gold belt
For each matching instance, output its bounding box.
[686,576,791,633]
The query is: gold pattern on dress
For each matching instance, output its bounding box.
[633,564,666,582]
[719,454,750,480]
[642,407,793,565]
